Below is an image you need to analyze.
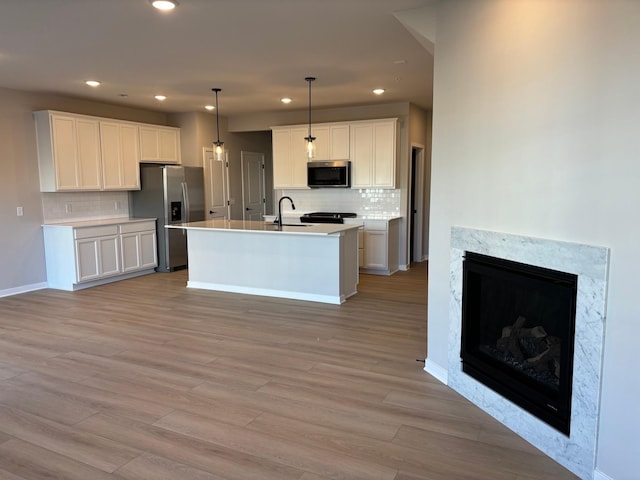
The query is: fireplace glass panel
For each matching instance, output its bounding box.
[461,252,577,434]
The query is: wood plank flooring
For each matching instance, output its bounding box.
[0,263,579,480]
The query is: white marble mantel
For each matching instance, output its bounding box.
[445,226,609,480]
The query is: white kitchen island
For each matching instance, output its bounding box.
[168,219,360,304]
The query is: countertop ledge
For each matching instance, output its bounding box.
[168,219,360,235]
[43,217,156,228]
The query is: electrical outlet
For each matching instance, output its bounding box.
[16,206,23,217]
[65,203,72,213]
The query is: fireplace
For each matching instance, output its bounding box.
[442,227,609,479]
[461,252,577,434]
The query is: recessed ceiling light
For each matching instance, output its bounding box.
[392,59,407,64]
[205,105,215,111]
[373,88,385,95]
[151,0,178,11]
[280,98,292,104]
[85,80,101,87]
[154,95,167,101]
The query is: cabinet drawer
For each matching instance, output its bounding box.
[74,225,118,239]
[364,220,387,231]
[119,221,156,234]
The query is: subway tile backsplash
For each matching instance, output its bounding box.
[279,188,401,216]
[42,191,130,222]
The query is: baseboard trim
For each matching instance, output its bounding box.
[594,469,614,480]
[0,282,48,298]
[424,358,448,385]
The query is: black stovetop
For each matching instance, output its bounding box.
[300,212,358,223]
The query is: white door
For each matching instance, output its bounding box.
[241,151,266,221]
[203,147,230,219]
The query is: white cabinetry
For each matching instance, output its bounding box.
[75,226,121,282]
[272,126,309,189]
[35,111,102,192]
[139,125,181,164]
[120,221,158,273]
[43,219,157,291]
[100,121,141,190]
[35,110,181,192]
[350,118,398,189]
[360,218,400,275]
[313,123,350,160]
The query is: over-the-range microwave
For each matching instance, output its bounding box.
[307,160,351,188]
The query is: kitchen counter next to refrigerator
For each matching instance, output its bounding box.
[168,220,360,304]
[42,218,158,291]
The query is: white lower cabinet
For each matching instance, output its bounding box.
[359,218,400,275]
[43,219,157,291]
[75,233,120,282]
[120,222,158,273]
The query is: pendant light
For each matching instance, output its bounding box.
[304,76,316,160]
[211,87,225,162]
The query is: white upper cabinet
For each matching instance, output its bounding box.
[35,110,181,192]
[35,111,102,192]
[139,125,181,164]
[272,126,309,189]
[313,123,350,160]
[350,118,398,189]
[100,121,141,190]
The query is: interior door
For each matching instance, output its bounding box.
[203,147,230,219]
[241,151,265,221]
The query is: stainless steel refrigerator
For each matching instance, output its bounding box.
[130,164,204,272]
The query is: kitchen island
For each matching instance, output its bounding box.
[167,219,360,304]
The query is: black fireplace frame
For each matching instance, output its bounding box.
[461,252,577,435]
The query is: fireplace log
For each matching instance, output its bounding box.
[526,336,562,374]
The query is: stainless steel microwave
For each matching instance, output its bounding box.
[307,161,351,188]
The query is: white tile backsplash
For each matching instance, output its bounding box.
[278,188,401,216]
[42,191,130,222]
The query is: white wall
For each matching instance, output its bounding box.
[425,1,640,479]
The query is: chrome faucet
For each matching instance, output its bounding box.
[277,196,295,228]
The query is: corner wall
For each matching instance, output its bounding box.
[426,1,640,478]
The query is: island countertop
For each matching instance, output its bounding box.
[167,219,359,235]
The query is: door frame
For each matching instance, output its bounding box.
[409,144,426,263]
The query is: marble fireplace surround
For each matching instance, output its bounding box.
[446,227,609,480]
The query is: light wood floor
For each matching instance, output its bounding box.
[0,263,578,480]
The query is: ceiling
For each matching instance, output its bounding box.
[0,0,434,117]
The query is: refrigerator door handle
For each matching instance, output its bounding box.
[181,181,190,235]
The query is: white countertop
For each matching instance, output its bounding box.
[43,217,156,228]
[168,219,360,236]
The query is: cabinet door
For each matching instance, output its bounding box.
[272,129,292,188]
[330,124,350,160]
[290,126,309,187]
[363,230,388,269]
[158,128,180,163]
[51,114,101,191]
[272,127,308,189]
[75,238,101,282]
[351,123,374,188]
[139,126,181,164]
[101,122,141,190]
[120,232,141,273]
[139,230,158,269]
[372,121,396,187]
[313,126,330,160]
[99,236,120,277]
[75,235,119,282]
[139,127,160,161]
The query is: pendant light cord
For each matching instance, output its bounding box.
[212,87,222,145]
[305,77,315,140]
